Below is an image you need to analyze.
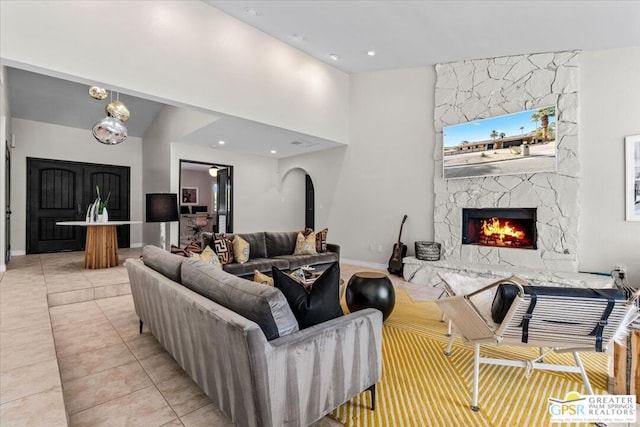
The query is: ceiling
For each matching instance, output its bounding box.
[7,68,165,139]
[207,0,640,74]
[5,1,639,159]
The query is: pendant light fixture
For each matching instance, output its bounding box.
[91,89,130,145]
[209,165,219,177]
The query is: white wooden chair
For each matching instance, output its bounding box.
[436,274,639,411]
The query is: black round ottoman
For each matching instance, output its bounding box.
[346,272,396,321]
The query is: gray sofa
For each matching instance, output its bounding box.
[126,246,382,427]
[202,231,340,278]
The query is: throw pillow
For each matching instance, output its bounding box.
[254,270,274,287]
[170,244,189,257]
[212,233,234,265]
[293,231,317,256]
[190,246,222,270]
[184,241,202,254]
[315,228,328,253]
[233,235,250,264]
[272,262,343,329]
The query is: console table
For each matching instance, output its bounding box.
[56,221,141,269]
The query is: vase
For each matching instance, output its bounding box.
[100,208,109,223]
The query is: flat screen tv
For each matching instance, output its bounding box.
[443,105,557,179]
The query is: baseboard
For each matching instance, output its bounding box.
[10,250,26,256]
[130,243,144,248]
[341,258,387,270]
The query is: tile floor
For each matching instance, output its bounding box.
[1,250,432,426]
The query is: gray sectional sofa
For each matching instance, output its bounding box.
[202,231,340,278]
[126,245,382,427]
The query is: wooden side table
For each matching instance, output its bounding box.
[56,221,141,269]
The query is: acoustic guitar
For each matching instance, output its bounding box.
[388,215,408,276]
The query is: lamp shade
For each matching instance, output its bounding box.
[146,193,179,222]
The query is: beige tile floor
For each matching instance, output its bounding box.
[1,250,430,426]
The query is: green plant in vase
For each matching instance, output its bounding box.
[95,186,111,222]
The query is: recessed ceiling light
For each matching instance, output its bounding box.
[270,150,277,154]
[244,7,259,16]
[367,50,376,56]
[329,54,340,61]
[293,34,305,42]
[218,140,225,145]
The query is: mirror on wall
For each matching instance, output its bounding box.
[178,159,233,246]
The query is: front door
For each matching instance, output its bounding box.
[26,158,130,254]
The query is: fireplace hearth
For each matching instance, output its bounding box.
[462,208,537,250]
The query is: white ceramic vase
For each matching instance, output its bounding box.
[100,208,109,223]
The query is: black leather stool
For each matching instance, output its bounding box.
[346,272,396,321]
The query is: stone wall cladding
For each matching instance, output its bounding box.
[433,51,580,271]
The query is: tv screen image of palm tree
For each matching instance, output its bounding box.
[443,106,557,179]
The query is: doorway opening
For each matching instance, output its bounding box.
[178,160,233,246]
[305,174,314,230]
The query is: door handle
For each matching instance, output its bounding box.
[77,203,82,215]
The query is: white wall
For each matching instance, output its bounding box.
[180,169,213,212]
[141,106,220,247]
[579,47,640,279]
[281,68,435,266]
[9,119,143,253]
[0,0,348,144]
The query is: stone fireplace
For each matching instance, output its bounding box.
[462,208,536,250]
[433,50,580,272]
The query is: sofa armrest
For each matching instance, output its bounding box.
[326,243,340,258]
[248,308,382,426]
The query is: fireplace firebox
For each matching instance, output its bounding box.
[462,208,537,250]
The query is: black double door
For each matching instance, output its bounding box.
[26,158,131,254]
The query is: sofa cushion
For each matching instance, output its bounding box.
[293,231,317,255]
[315,228,328,253]
[143,245,184,283]
[212,234,234,264]
[233,235,250,264]
[181,258,299,340]
[272,262,343,329]
[236,232,267,259]
[265,231,298,257]
[190,246,222,270]
[254,270,274,287]
[273,252,339,270]
[223,258,289,277]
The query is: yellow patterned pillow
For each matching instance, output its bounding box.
[190,245,222,270]
[293,231,317,255]
[253,270,274,287]
[233,235,250,264]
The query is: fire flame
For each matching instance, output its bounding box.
[481,217,525,242]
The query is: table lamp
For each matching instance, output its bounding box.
[146,193,179,250]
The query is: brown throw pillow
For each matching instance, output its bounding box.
[315,228,328,253]
[170,244,189,257]
[184,241,202,254]
[213,233,234,264]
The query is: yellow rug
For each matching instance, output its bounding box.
[332,289,609,427]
